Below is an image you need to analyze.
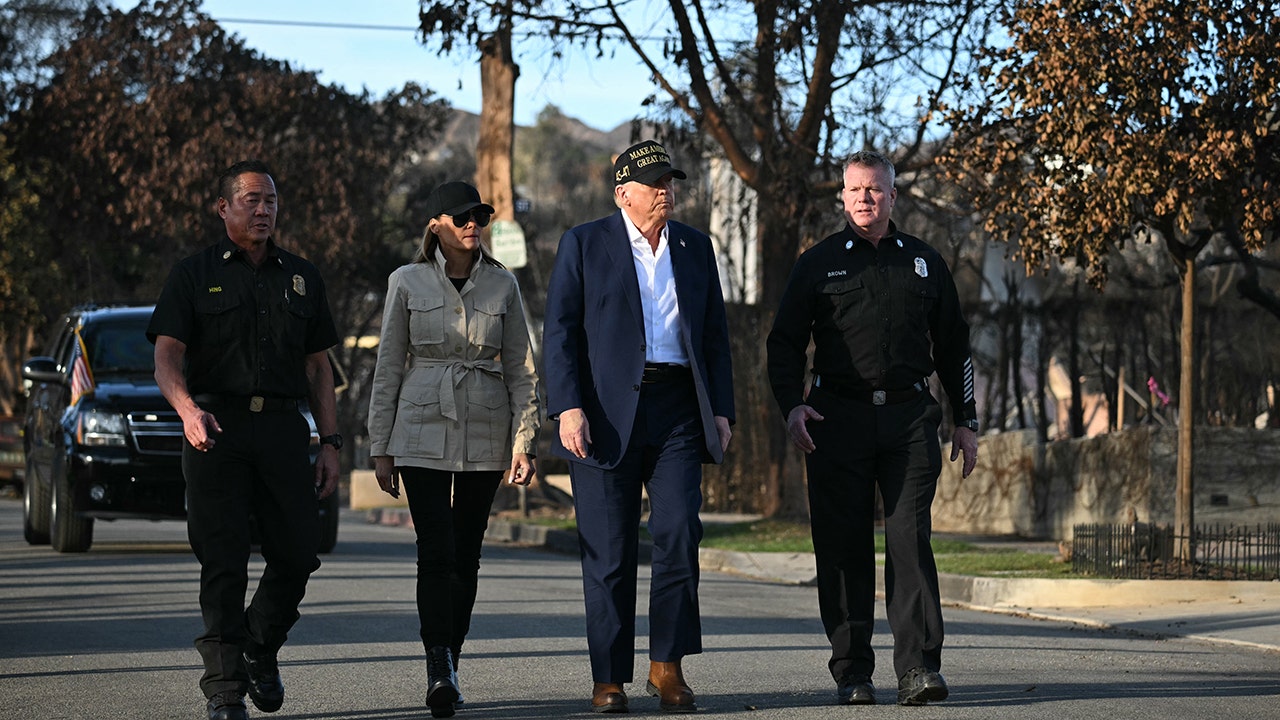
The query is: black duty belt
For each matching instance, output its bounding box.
[192,394,300,413]
[812,374,926,406]
[642,363,692,384]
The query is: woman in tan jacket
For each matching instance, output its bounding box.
[367,181,540,719]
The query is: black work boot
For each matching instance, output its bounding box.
[206,691,248,720]
[243,651,284,712]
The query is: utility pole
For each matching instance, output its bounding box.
[475,13,517,225]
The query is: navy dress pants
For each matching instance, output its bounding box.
[569,375,706,683]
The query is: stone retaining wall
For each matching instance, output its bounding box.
[934,426,1280,540]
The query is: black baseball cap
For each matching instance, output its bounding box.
[612,140,687,187]
[424,181,495,219]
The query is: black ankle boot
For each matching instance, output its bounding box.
[426,646,458,717]
[451,649,464,705]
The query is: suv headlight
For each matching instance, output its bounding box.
[77,409,128,447]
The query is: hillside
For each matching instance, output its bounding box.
[439,107,634,158]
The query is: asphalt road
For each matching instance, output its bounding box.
[1,498,1277,720]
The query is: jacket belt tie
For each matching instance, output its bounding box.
[410,356,503,421]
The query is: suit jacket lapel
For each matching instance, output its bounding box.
[601,211,645,332]
[667,223,696,357]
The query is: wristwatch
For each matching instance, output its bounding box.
[959,419,980,432]
[319,433,343,450]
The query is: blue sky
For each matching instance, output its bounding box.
[111,0,657,131]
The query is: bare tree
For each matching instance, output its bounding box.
[938,0,1280,549]
[419,0,1000,516]
[2,0,450,451]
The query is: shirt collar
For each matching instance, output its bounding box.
[217,236,282,265]
[844,220,900,250]
[620,209,669,250]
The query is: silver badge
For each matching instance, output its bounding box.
[292,274,306,296]
[914,257,928,278]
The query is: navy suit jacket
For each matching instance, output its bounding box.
[543,211,735,468]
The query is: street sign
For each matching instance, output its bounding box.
[489,219,528,269]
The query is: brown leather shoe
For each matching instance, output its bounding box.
[646,660,697,713]
[591,682,629,713]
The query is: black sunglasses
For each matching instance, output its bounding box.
[449,209,491,228]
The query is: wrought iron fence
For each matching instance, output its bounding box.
[1071,522,1280,580]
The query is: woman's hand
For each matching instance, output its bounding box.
[373,455,400,498]
[508,453,537,486]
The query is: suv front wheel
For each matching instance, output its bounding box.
[50,456,94,553]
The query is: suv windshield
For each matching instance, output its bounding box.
[80,315,154,377]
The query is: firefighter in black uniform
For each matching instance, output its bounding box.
[767,151,978,708]
[149,160,341,720]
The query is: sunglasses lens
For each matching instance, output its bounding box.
[450,210,492,228]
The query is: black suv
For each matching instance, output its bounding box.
[21,304,339,553]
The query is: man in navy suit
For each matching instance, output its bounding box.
[543,140,735,714]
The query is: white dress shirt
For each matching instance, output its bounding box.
[622,213,688,366]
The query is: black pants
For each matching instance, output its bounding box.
[400,467,502,657]
[569,374,706,683]
[183,405,320,699]
[804,386,944,683]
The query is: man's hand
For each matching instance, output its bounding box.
[786,404,824,453]
[315,444,339,499]
[714,416,732,454]
[950,426,979,478]
[558,408,591,459]
[181,409,222,453]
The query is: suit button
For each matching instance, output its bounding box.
[633,385,640,391]
[455,307,463,314]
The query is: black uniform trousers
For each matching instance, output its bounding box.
[400,467,502,659]
[569,373,706,683]
[182,403,320,698]
[803,384,945,683]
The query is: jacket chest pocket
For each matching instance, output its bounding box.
[193,295,243,349]
[897,276,938,326]
[819,278,868,331]
[282,291,315,353]
[470,299,507,350]
[408,296,446,345]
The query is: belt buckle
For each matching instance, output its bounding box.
[249,396,264,413]
[872,390,887,406]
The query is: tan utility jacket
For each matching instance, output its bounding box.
[367,252,540,472]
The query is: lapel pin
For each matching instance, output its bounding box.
[680,239,686,247]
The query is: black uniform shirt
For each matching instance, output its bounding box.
[767,222,977,425]
[147,236,339,399]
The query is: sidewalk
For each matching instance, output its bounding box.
[362,506,1280,655]
[698,544,1280,654]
